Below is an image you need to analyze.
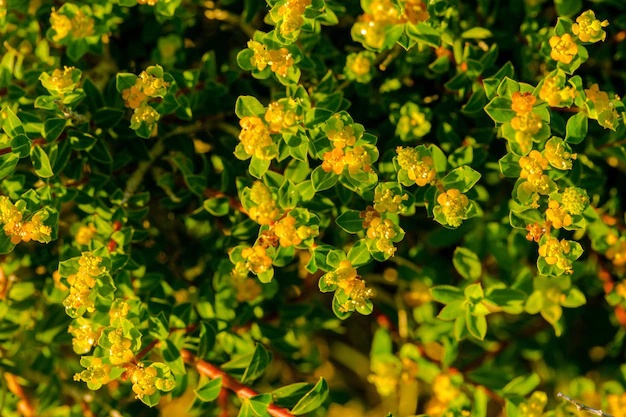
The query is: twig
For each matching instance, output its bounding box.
[557,392,613,417]
[4,373,35,417]
[180,349,294,417]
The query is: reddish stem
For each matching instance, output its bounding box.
[180,349,294,417]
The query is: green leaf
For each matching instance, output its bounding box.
[565,112,588,144]
[311,166,338,191]
[236,96,266,118]
[0,153,18,180]
[465,310,487,340]
[44,118,67,141]
[335,210,363,234]
[94,107,124,128]
[30,146,53,178]
[484,97,515,123]
[271,383,314,408]
[290,378,329,415]
[347,239,370,266]
[555,0,582,17]
[461,27,493,39]
[502,373,540,397]
[116,73,138,92]
[452,247,482,280]
[241,344,271,383]
[431,285,464,304]
[441,166,481,193]
[162,340,186,375]
[194,377,222,402]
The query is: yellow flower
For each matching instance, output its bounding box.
[277,0,311,36]
[264,101,299,133]
[344,146,372,175]
[519,150,550,195]
[248,40,269,72]
[76,224,96,245]
[436,189,470,227]
[539,75,576,107]
[73,357,111,388]
[345,52,375,83]
[108,328,134,365]
[327,120,356,149]
[511,92,536,114]
[131,105,160,127]
[322,148,346,175]
[238,116,276,160]
[70,9,95,39]
[241,245,273,274]
[538,238,572,273]
[248,181,281,225]
[69,318,99,354]
[63,252,106,316]
[572,10,609,43]
[560,187,589,215]
[510,112,542,135]
[549,33,578,64]
[122,85,148,109]
[543,137,576,170]
[545,200,572,229]
[50,8,72,42]
[131,366,158,399]
[519,392,547,417]
[606,240,626,267]
[373,189,408,213]
[137,71,169,97]
[138,0,159,5]
[396,146,436,186]
[402,0,430,24]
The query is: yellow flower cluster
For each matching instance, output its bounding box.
[539,74,575,107]
[122,70,169,130]
[538,238,572,273]
[396,103,431,140]
[396,146,436,186]
[543,137,576,170]
[277,0,311,36]
[424,373,462,416]
[436,189,469,228]
[606,239,626,267]
[585,83,619,130]
[519,150,551,196]
[322,118,372,175]
[560,187,589,215]
[76,224,96,245]
[230,262,262,302]
[572,10,609,43]
[68,317,100,354]
[247,40,294,77]
[345,52,375,83]
[352,0,429,49]
[73,358,111,388]
[137,0,158,5]
[238,116,276,160]
[0,197,52,245]
[272,215,313,248]
[50,7,95,43]
[510,92,541,153]
[43,67,80,97]
[62,252,106,316]
[608,392,626,417]
[366,217,399,257]
[373,189,408,213]
[241,245,273,274]
[549,33,578,64]
[107,327,134,365]
[248,181,281,225]
[519,391,547,417]
[131,364,175,400]
[324,260,373,311]
[545,200,572,229]
[264,101,300,133]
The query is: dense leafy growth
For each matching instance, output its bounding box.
[2,0,626,416]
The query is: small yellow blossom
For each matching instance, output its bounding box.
[543,137,576,170]
[545,200,572,229]
[76,224,96,245]
[122,85,148,109]
[373,189,408,213]
[73,358,111,389]
[264,101,299,133]
[396,146,436,186]
[131,366,158,399]
[70,9,95,39]
[322,148,346,175]
[131,105,160,127]
[69,318,100,354]
[238,116,276,160]
[561,187,589,215]
[108,328,134,365]
[436,189,470,227]
[519,150,551,195]
[248,181,281,225]
[242,245,273,274]
[402,0,430,24]
[277,0,311,36]
[539,75,576,107]
[345,52,375,83]
[572,10,609,43]
[50,8,72,42]
[327,120,357,149]
[511,92,536,114]
[511,112,542,135]
[344,146,372,175]
[519,392,548,417]
[607,240,626,267]
[549,33,578,64]
[538,238,572,273]
[62,252,106,316]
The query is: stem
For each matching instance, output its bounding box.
[134,339,159,363]
[557,392,613,417]
[180,349,295,417]
[4,373,34,417]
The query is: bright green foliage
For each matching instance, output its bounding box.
[3,0,626,416]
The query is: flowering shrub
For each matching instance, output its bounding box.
[3,1,626,416]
